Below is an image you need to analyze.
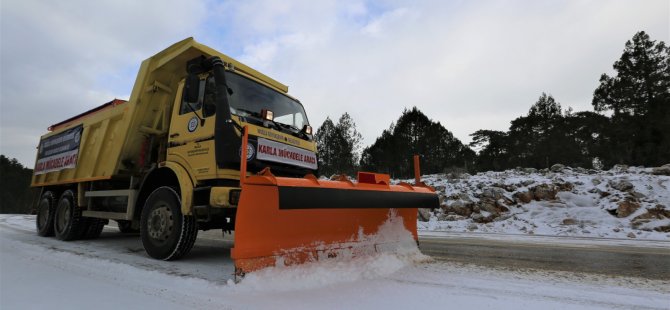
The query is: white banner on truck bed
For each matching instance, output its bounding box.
[256,138,317,170]
[34,149,79,175]
[34,125,83,175]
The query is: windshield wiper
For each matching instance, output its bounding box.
[233,108,263,118]
[233,108,280,130]
[274,122,312,140]
[274,122,296,130]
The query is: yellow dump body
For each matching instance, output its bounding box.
[31,38,288,187]
[32,100,130,186]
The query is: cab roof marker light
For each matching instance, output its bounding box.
[261,109,274,121]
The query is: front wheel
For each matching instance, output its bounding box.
[140,187,198,260]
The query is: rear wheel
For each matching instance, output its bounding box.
[54,190,85,241]
[81,218,108,239]
[140,187,198,260]
[36,191,56,237]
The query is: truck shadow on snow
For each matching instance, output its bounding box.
[93,229,233,261]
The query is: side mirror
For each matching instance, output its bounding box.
[184,73,200,103]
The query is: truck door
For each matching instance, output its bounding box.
[167,77,217,179]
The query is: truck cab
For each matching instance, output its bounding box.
[166,56,318,230]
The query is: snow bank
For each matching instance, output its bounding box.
[415,166,670,240]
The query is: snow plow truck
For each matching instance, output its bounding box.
[31,38,438,275]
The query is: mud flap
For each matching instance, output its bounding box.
[231,172,438,275]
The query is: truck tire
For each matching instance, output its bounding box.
[117,220,139,233]
[54,190,85,241]
[36,191,56,237]
[140,187,198,260]
[81,218,108,239]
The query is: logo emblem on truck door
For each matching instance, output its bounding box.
[187,117,199,132]
[239,144,255,161]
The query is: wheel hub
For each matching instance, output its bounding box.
[147,206,174,243]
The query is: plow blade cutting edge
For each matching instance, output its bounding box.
[231,128,439,275]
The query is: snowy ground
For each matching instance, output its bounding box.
[1,214,668,310]
[416,165,670,240]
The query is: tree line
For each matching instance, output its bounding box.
[0,155,34,214]
[315,31,669,177]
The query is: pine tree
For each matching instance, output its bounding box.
[315,117,337,175]
[593,31,669,116]
[561,111,610,168]
[361,123,395,175]
[469,130,508,171]
[507,93,565,168]
[314,113,362,176]
[361,107,474,178]
[334,113,362,173]
[592,31,670,166]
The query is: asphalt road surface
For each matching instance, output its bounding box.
[200,228,670,280]
[418,232,670,280]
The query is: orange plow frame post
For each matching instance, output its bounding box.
[231,126,439,276]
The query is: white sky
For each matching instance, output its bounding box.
[1,0,668,167]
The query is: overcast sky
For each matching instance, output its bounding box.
[1,0,668,167]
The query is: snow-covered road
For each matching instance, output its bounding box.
[1,215,668,309]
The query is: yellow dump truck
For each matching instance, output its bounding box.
[32,38,438,275]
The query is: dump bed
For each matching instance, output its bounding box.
[31,37,288,187]
[32,99,130,186]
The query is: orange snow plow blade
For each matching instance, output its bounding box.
[231,170,438,275]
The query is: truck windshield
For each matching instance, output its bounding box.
[206,72,309,130]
